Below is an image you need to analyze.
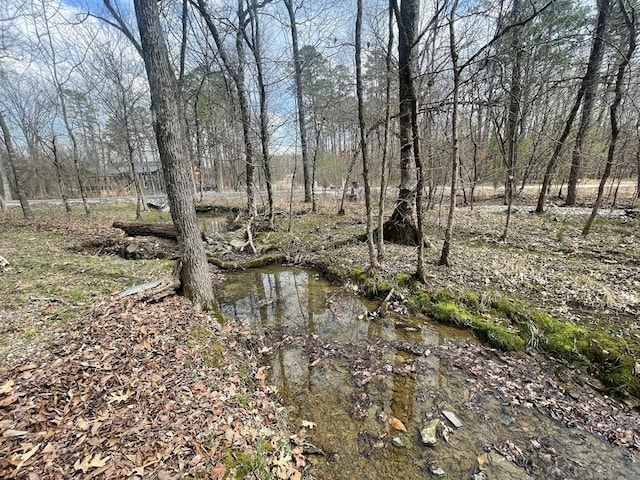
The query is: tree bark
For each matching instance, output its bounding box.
[377,0,394,260]
[134,0,216,312]
[535,0,610,213]
[248,0,274,228]
[439,0,460,266]
[583,0,636,236]
[284,0,312,203]
[565,0,611,206]
[356,0,379,272]
[195,0,256,217]
[0,111,32,219]
[501,0,523,241]
[0,148,11,203]
[383,0,420,246]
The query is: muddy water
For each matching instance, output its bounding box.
[218,267,639,480]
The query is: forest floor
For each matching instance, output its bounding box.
[0,191,639,479]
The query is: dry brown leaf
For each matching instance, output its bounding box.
[0,394,19,407]
[139,325,149,336]
[12,443,41,474]
[310,358,321,367]
[0,379,14,394]
[18,363,37,372]
[107,389,133,404]
[211,463,227,480]
[389,417,407,432]
[3,429,29,438]
[73,452,109,472]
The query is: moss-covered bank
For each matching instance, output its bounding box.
[407,288,640,398]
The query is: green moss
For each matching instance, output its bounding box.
[396,273,413,287]
[408,288,640,397]
[349,266,367,283]
[376,282,394,295]
[222,447,272,479]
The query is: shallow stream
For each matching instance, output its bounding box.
[217,267,639,480]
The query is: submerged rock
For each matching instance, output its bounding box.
[420,419,439,446]
[392,436,404,447]
[442,410,463,428]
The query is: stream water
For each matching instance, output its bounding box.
[217,267,639,480]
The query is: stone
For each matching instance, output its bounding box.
[229,238,246,250]
[442,410,463,428]
[391,436,404,447]
[420,419,439,446]
[431,467,445,477]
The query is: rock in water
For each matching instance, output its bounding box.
[391,436,404,447]
[420,419,439,446]
[442,410,463,428]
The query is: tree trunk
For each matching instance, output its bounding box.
[565,0,611,206]
[195,0,255,217]
[501,0,523,241]
[535,2,610,213]
[41,9,91,216]
[49,136,71,213]
[439,0,460,266]
[0,148,11,202]
[356,0,379,272]
[284,0,311,203]
[583,0,636,236]
[0,111,32,219]
[383,0,420,246]
[134,0,216,312]
[248,0,274,228]
[377,0,394,260]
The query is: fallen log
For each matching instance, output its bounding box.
[113,221,205,240]
[206,253,288,270]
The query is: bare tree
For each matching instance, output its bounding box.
[500,0,523,241]
[439,0,460,266]
[133,0,216,311]
[194,0,257,217]
[536,0,611,212]
[356,0,379,273]
[34,0,92,215]
[383,0,420,245]
[566,0,611,206]
[0,111,32,219]
[584,0,636,235]
[246,0,275,228]
[284,0,312,203]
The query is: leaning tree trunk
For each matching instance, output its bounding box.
[583,0,636,236]
[566,0,611,206]
[383,0,420,246]
[535,0,610,213]
[134,0,216,312]
[0,111,32,219]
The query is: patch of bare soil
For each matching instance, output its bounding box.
[0,295,303,479]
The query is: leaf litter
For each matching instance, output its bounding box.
[0,294,303,479]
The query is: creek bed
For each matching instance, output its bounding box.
[217,266,639,480]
